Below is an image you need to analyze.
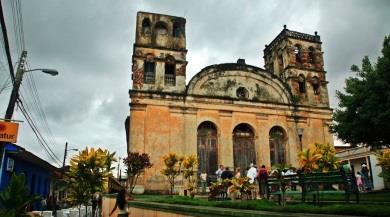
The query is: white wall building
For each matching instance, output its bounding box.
[336,146,387,191]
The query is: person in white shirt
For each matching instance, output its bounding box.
[246,163,257,184]
[215,165,224,181]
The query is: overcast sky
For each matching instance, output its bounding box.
[0,0,389,169]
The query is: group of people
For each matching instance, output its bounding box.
[213,163,271,199]
[355,163,373,191]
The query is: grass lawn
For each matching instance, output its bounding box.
[287,190,390,202]
[133,193,390,217]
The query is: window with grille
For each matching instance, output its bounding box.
[164,57,176,86]
[144,61,155,84]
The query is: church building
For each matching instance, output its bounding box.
[128,11,333,192]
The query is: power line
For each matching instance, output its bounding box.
[17,98,62,166]
[0,0,16,83]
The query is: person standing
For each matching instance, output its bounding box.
[109,189,128,217]
[257,165,268,199]
[221,167,233,180]
[246,163,257,184]
[246,163,258,199]
[215,165,224,181]
[200,171,207,193]
[234,167,241,178]
[40,196,47,211]
[361,163,372,191]
[356,171,364,192]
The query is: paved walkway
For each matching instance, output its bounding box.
[129,201,365,217]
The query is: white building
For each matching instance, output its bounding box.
[336,146,388,191]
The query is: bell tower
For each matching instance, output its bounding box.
[263,25,329,107]
[131,12,187,93]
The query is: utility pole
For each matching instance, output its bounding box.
[0,51,27,188]
[4,51,27,121]
[62,142,68,178]
[117,157,121,178]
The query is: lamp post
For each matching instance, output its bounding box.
[297,128,304,151]
[62,142,78,178]
[4,51,59,121]
[0,51,58,187]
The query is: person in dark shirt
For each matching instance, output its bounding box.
[221,167,233,180]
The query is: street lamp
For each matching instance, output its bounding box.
[62,142,78,177]
[297,128,304,151]
[4,51,59,121]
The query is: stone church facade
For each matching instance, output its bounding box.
[128,11,333,192]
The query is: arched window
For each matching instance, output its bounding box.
[308,47,315,64]
[164,56,175,86]
[172,22,181,37]
[197,121,218,178]
[233,124,256,175]
[294,44,302,64]
[236,87,249,99]
[298,74,306,93]
[141,18,151,35]
[269,126,287,165]
[155,21,168,35]
[312,76,320,95]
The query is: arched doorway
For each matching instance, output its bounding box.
[269,126,287,165]
[197,121,218,178]
[233,124,256,174]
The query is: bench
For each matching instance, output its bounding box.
[265,174,300,205]
[266,169,359,205]
[301,170,359,204]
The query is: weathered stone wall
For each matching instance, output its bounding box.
[129,91,333,191]
[132,12,187,93]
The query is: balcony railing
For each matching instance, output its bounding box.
[165,74,175,86]
[144,71,155,84]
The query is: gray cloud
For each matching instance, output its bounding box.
[0,0,389,166]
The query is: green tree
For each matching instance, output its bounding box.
[0,173,41,217]
[123,152,153,195]
[314,143,340,172]
[376,149,390,182]
[182,155,198,198]
[332,35,390,147]
[161,153,183,195]
[66,147,116,209]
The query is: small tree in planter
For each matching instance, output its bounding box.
[182,155,198,198]
[161,153,183,196]
[228,177,254,200]
[123,152,153,196]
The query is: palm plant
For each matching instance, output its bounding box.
[298,148,322,173]
[315,143,340,172]
[0,173,41,217]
